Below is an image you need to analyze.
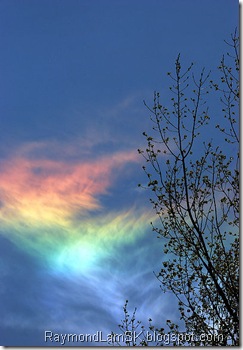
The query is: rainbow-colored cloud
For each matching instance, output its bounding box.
[0,143,153,275]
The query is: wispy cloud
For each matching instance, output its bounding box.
[0,115,171,344]
[0,141,153,271]
[0,139,166,343]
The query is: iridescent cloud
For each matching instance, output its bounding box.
[0,142,153,275]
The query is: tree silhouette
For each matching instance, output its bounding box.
[112,30,239,346]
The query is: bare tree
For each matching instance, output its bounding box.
[112,31,239,346]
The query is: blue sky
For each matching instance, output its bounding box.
[0,0,238,346]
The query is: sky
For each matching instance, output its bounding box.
[0,0,239,346]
